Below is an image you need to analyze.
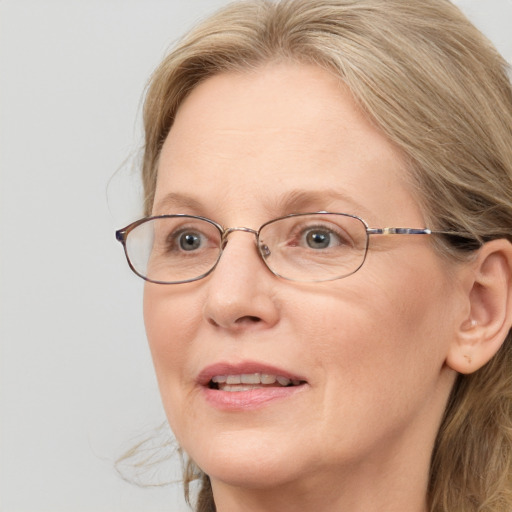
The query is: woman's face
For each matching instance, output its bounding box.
[144,63,464,493]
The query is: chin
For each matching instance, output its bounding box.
[182,431,312,490]
[203,461,306,491]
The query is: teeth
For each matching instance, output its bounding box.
[210,373,300,388]
[260,373,276,384]
[240,373,261,384]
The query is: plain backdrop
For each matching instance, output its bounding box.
[1,1,511,511]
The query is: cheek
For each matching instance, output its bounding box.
[143,285,202,413]
[299,266,455,418]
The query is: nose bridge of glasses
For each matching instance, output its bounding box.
[220,226,259,248]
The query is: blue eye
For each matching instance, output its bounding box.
[179,232,203,251]
[305,229,332,249]
[300,225,347,249]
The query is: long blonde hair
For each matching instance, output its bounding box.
[140,1,512,510]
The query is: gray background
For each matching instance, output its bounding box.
[1,1,511,511]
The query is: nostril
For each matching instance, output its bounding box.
[207,315,261,327]
[235,315,262,324]
[208,317,220,327]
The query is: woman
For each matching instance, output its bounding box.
[116,0,512,510]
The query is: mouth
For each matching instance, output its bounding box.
[198,362,308,410]
[208,373,306,392]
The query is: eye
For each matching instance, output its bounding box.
[161,226,211,254]
[178,231,203,251]
[151,217,220,260]
[299,225,348,249]
[304,229,334,249]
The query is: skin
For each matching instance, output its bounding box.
[144,63,473,512]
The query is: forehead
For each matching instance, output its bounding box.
[154,63,420,225]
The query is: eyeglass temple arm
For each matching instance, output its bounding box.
[367,227,433,235]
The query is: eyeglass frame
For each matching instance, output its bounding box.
[115,212,469,285]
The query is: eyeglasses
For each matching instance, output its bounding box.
[115,212,460,284]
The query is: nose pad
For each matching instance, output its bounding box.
[219,227,273,272]
[259,242,271,258]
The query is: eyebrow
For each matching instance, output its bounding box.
[152,189,373,220]
[152,192,206,215]
[266,189,373,219]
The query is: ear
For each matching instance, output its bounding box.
[446,239,512,374]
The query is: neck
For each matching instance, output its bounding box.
[210,446,431,512]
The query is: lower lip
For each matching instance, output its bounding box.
[201,385,307,411]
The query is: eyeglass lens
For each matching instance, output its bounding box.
[124,213,369,283]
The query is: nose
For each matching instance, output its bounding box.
[202,229,280,331]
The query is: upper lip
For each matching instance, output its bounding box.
[197,361,307,386]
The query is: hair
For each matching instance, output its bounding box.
[139,1,512,510]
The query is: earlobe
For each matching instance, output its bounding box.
[446,239,512,375]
